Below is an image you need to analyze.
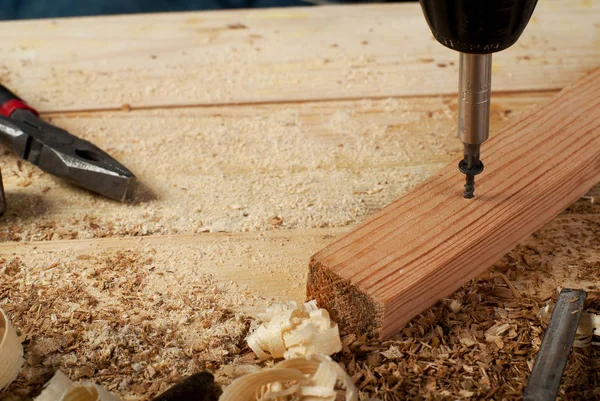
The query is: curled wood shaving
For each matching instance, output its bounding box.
[35,371,121,401]
[34,372,73,401]
[247,300,342,360]
[0,308,23,391]
[219,354,357,401]
[540,304,600,348]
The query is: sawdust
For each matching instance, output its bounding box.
[220,197,600,400]
[1,193,598,400]
[0,88,597,400]
[0,87,596,400]
[0,249,252,400]
[0,3,596,399]
[0,94,546,242]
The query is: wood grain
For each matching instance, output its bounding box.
[0,93,551,242]
[306,68,600,339]
[0,227,346,310]
[0,0,596,112]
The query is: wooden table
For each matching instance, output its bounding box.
[0,1,598,399]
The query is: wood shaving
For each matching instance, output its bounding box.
[1,194,599,400]
[0,308,24,391]
[247,301,342,360]
[32,372,73,401]
[35,371,119,401]
[219,354,357,401]
[540,303,600,348]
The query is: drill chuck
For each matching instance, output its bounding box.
[419,0,538,54]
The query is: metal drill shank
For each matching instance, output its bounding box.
[458,53,492,146]
[457,53,492,198]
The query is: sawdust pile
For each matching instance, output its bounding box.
[334,280,599,400]
[0,250,251,400]
[1,194,599,400]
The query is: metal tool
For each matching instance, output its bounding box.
[0,84,134,203]
[150,372,221,401]
[419,0,538,198]
[524,288,587,401]
[0,169,6,217]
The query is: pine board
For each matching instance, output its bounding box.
[0,93,552,242]
[0,0,597,112]
[0,227,345,308]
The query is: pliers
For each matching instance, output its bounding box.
[0,84,135,216]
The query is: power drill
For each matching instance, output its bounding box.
[419,0,538,198]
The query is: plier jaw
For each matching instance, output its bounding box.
[0,85,135,205]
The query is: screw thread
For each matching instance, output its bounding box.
[464,174,475,199]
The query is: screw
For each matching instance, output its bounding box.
[464,174,475,199]
[458,157,484,200]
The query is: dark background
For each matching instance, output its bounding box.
[0,0,411,20]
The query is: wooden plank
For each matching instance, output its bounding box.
[0,227,345,310]
[0,93,552,242]
[306,68,600,339]
[1,203,596,315]
[0,0,596,112]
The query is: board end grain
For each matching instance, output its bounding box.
[307,257,385,339]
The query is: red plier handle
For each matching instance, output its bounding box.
[0,84,39,118]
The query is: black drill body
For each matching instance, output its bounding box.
[419,0,538,198]
[419,0,538,54]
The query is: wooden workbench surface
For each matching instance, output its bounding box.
[0,0,599,399]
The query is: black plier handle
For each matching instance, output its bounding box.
[0,85,22,216]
